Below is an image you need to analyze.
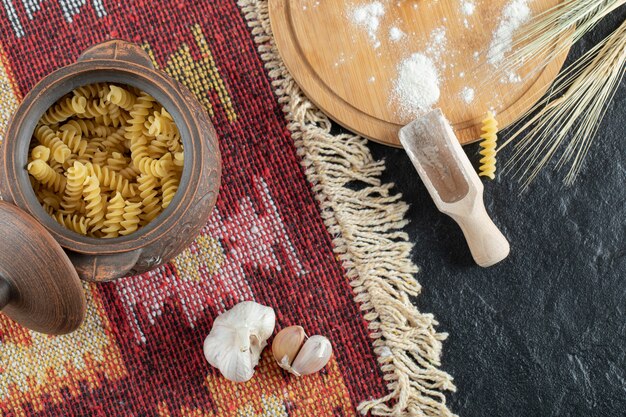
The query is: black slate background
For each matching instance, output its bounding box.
[357,10,625,417]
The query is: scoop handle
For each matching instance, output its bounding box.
[450,200,510,267]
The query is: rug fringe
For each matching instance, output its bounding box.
[238,2,457,416]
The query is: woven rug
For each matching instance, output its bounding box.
[0,1,455,416]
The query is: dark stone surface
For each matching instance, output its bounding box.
[363,11,626,417]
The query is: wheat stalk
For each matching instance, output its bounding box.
[499,0,626,79]
[498,18,626,190]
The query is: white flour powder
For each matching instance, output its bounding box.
[350,2,385,48]
[488,0,531,66]
[393,53,440,117]
[426,26,447,61]
[461,87,475,103]
[461,1,475,15]
[389,26,405,41]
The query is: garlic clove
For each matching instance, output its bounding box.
[291,335,332,376]
[272,325,306,369]
[203,301,276,383]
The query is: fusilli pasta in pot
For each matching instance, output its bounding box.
[28,82,184,238]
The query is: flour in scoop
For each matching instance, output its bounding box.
[392,53,440,117]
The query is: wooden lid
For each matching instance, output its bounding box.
[0,201,86,334]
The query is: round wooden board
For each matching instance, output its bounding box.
[269,0,571,147]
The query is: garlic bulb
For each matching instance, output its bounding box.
[203,301,276,382]
[271,327,332,376]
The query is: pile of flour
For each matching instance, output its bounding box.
[392,53,440,117]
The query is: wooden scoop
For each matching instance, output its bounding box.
[399,109,510,267]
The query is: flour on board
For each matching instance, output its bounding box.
[392,53,440,118]
[461,87,475,104]
[349,1,386,48]
[461,1,475,15]
[389,26,405,41]
[487,0,531,83]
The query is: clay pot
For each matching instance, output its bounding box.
[0,40,221,334]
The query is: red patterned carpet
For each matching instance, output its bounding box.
[0,1,454,416]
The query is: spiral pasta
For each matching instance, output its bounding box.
[38,188,62,211]
[27,159,66,193]
[478,112,498,180]
[31,145,50,161]
[61,161,88,213]
[147,132,169,159]
[106,152,129,172]
[126,92,154,144]
[42,202,56,216]
[167,135,183,153]
[107,85,137,111]
[120,201,142,236]
[34,125,71,163]
[49,159,64,174]
[82,175,106,234]
[73,83,107,99]
[137,173,161,223]
[118,164,141,181]
[173,152,184,172]
[102,192,125,238]
[92,150,109,166]
[101,131,126,153]
[86,162,137,198]
[161,169,178,209]
[52,212,89,235]
[65,118,113,138]
[28,82,184,238]
[58,122,88,155]
[39,96,87,125]
[81,98,109,119]
[136,153,172,178]
[147,109,177,137]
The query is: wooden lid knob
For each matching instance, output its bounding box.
[0,201,86,334]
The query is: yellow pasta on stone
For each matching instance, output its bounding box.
[478,112,498,180]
